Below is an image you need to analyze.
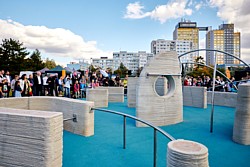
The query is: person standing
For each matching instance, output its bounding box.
[5,71,11,97]
[20,74,30,97]
[14,80,22,97]
[34,72,43,96]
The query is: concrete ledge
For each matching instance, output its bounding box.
[86,89,108,108]
[0,107,63,167]
[0,97,94,137]
[183,86,207,108]
[127,77,138,108]
[207,91,237,107]
[96,87,124,102]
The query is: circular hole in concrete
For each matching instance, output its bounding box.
[154,76,175,97]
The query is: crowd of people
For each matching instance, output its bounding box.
[0,69,128,99]
[183,74,250,92]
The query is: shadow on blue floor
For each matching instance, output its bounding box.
[63,100,250,167]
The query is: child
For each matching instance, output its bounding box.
[14,80,22,97]
[74,80,80,98]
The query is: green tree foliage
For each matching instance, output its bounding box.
[0,38,30,74]
[114,63,128,78]
[44,58,56,69]
[0,38,49,74]
[29,49,45,71]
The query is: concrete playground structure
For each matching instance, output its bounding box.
[0,97,95,167]
[86,89,108,107]
[167,140,209,167]
[127,77,138,108]
[136,51,183,127]
[0,97,95,136]
[0,108,63,167]
[183,86,207,108]
[96,87,124,102]
[233,84,250,145]
[207,91,237,108]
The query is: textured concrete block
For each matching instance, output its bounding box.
[127,77,138,108]
[86,89,108,107]
[183,86,207,108]
[207,91,237,107]
[0,107,63,167]
[233,84,250,145]
[167,140,209,167]
[96,87,124,102]
[136,52,183,127]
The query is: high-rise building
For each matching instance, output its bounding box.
[206,23,241,65]
[173,20,199,61]
[151,39,192,63]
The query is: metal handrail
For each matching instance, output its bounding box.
[92,107,176,141]
[91,107,176,167]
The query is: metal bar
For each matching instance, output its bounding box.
[123,116,126,149]
[63,114,77,122]
[92,107,176,141]
[178,49,250,68]
[153,129,157,167]
[210,52,217,133]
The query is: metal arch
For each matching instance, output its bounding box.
[178,49,250,68]
[181,62,238,90]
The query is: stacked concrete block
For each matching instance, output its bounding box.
[0,107,63,167]
[207,91,237,107]
[127,77,138,108]
[183,86,207,108]
[97,87,124,102]
[86,89,108,107]
[233,84,250,145]
[136,52,183,127]
[167,139,209,167]
[0,97,95,137]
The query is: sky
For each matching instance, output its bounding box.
[0,0,250,67]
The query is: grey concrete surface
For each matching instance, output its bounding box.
[233,84,250,145]
[0,107,63,167]
[183,86,207,108]
[136,52,183,127]
[207,91,237,107]
[96,87,124,102]
[86,89,108,107]
[127,77,138,108]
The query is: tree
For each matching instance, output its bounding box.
[44,58,56,69]
[27,49,45,71]
[0,38,29,74]
[114,63,128,78]
[194,56,205,69]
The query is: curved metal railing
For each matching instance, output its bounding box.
[91,107,176,167]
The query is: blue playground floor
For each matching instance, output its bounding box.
[63,100,250,167]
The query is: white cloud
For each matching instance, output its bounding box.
[124,0,193,23]
[124,2,150,19]
[0,19,112,64]
[208,0,250,63]
[195,3,202,10]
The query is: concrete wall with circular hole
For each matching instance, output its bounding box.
[136,52,183,127]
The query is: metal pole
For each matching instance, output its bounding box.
[123,116,126,149]
[153,129,157,167]
[210,52,217,133]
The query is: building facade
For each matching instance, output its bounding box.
[113,51,153,75]
[151,39,192,63]
[206,23,241,65]
[92,57,114,70]
[173,21,199,61]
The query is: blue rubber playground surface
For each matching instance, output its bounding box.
[63,99,250,167]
